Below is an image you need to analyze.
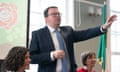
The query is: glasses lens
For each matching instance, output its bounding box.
[49,13,61,16]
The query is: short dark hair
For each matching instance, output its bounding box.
[3,46,29,71]
[81,51,96,66]
[44,6,58,17]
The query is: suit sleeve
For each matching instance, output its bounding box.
[72,26,106,42]
[30,31,55,64]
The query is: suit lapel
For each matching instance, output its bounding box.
[44,27,55,51]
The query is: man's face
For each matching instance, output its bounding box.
[46,8,61,28]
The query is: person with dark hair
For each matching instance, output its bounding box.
[3,46,31,72]
[30,6,116,72]
[77,51,96,72]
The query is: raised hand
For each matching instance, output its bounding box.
[102,15,117,30]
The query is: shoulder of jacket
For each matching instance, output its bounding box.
[60,26,73,30]
[32,26,47,33]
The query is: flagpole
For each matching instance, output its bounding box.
[106,0,111,72]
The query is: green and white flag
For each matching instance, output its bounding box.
[97,2,106,72]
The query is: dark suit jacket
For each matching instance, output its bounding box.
[30,26,105,72]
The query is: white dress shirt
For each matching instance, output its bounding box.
[47,25,62,72]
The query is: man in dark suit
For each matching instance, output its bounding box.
[30,6,116,72]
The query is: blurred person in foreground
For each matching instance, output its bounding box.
[3,46,31,72]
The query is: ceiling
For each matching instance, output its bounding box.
[85,0,105,4]
[76,0,106,7]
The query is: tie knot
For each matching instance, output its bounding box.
[54,29,59,33]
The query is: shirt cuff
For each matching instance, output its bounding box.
[50,51,55,61]
[100,25,107,32]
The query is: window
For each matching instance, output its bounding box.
[110,0,120,72]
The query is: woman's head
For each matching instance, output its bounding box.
[81,51,96,67]
[4,46,31,71]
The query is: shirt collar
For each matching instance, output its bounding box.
[83,66,87,70]
[83,66,95,72]
[47,25,60,33]
[47,25,55,33]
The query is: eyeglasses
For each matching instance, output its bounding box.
[48,13,62,17]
